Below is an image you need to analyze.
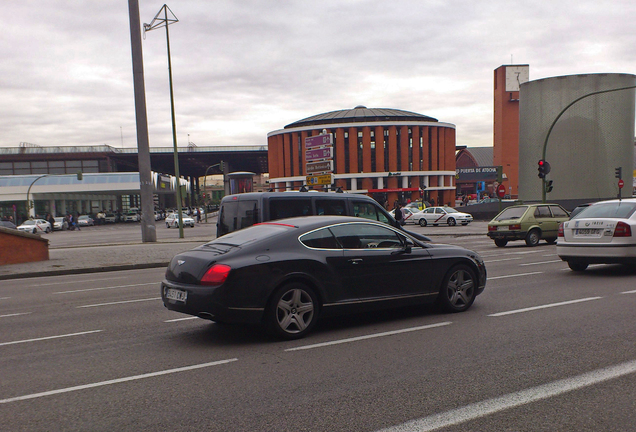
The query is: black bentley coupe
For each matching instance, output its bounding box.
[161,216,486,339]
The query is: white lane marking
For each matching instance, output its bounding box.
[164,316,199,322]
[621,290,636,294]
[377,359,636,432]
[488,272,543,280]
[519,260,563,266]
[77,297,162,308]
[0,330,102,347]
[488,297,602,317]
[0,358,238,404]
[480,250,542,258]
[34,276,129,287]
[560,264,605,271]
[483,257,521,263]
[55,283,157,294]
[0,312,31,319]
[0,297,10,300]
[543,253,557,257]
[285,322,452,352]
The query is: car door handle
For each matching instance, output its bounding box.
[348,259,363,265]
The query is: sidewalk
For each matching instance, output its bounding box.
[0,221,489,281]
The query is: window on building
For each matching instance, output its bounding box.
[370,130,376,172]
[358,130,363,173]
[344,131,350,174]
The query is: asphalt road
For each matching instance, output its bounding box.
[1,235,636,431]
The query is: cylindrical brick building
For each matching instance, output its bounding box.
[267,106,457,208]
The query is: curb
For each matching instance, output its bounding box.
[0,262,170,281]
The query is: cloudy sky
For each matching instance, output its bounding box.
[2,0,635,151]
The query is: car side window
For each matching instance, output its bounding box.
[352,201,379,221]
[330,223,404,249]
[425,208,434,214]
[549,206,568,217]
[435,208,444,214]
[299,228,341,249]
[316,199,346,216]
[534,206,551,218]
[269,198,311,220]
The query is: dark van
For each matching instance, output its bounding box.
[216,191,430,241]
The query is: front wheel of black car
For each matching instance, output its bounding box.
[437,264,477,313]
[266,283,319,340]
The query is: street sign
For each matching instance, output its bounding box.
[306,160,333,174]
[618,179,624,189]
[306,174,333,186]
[496,184,506,198]
[306,146,333,161]
[305,134,333,149]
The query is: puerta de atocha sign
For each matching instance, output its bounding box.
[305,134,334,185]
[455,166,500,182]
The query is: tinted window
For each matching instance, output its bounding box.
[300,228,341,249]
[330,223,404,249]
[218,201,238,236]
[238,200,258,230]
[316,199,346,216]
[269,198,311,220]
[573,202,636,219]
[534,206,551,218]
[352,201,379,221]
[549,206,568,217]
[495,206,528,221]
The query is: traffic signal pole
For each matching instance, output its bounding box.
[540,84,636,203]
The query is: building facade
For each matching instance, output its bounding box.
[267,106,457,208]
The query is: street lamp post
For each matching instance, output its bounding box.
[26,174,49,218]
[144,4,184,238]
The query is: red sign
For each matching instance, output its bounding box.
[496,184,506,198]
[618,179,624,189]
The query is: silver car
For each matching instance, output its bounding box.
[412,206,474,227]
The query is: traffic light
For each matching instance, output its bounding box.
[546,180,553,193]
[615,167,622,179]
[219,161,225,172]
[538,160,551,179]
[77,171,83,181]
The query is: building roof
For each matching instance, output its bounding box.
[457,147,493,167]
[285,106,438,129]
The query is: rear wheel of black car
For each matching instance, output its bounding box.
[419,218,427,227]
[437,264,477,313]
[525,229,541,247]
[568,261,588,272]
[494,239,508,247]
[266,283,319,340]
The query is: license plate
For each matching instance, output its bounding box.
[165,288,187,302]
[575,229,601,236]
[497,226,509,231]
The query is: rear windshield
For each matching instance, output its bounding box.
[218,199,259,236]
[494,206,528,221]
[209,223,292,247]
[572,202,636,219]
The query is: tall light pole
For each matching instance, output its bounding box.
[128,0,157,242]
[144,4,184,238]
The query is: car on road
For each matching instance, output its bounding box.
[53,217,69,231]
[123,212,140,222]
[104,213,117,223]
[412,206,474,227]
[161,216,487,339]
[17,219,51,234]
[77,215,94,227]
[557,199,636,271]
[487,203,570,247]
[165,213,195,228]
[389,207,420,224]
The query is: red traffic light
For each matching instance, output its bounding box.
[537,159,551,178]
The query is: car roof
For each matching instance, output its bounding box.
[221,191,376,201]
[257,215,386,230]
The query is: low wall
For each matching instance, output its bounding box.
[0,227,49,265]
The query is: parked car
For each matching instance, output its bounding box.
[404,201,425,211]
[53,217,69,231]
[123,212,140,222]
[557,199,636,271]
[412,206,474,227]
[0,221,17,229]
[104,213,117,223]
[77,215,94,227]
[17,219,51,234]
[165,213,195,228]
[161,216,487,339]
[487,203,570,247]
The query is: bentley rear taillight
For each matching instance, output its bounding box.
[201,264,231,286]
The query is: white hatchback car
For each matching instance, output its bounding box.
[412,206,474,227]
[17,219,51,234]
[165,213,195,228]
[557,198,636,271]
